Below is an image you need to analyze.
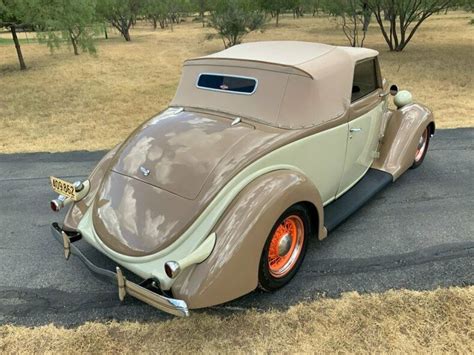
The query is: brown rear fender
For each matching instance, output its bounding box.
[372,103,435,180]
[63,144,121,231]
[171,170,325,309]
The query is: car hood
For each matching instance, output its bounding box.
[111,109,254,200]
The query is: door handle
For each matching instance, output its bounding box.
[379,91,389,98]
[350,128,362,133]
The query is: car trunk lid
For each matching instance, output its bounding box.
[111,109,254,200]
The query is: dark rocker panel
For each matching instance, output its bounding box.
[324,168,393,232]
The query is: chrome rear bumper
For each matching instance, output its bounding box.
[51,223,189,317]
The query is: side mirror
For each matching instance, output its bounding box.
[390,84,399,96]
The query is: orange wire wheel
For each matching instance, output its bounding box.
[411,126,431,169]
[267,215,305,278]
[259,205,310,291]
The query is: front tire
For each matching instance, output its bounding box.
[411,126,431,169]
[258,204,310,292]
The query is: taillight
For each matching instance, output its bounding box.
[164,261,181,279]
[50,199,63,212]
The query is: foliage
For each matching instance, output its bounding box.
[166,0,192,28]
[192,0,210,25]
[144,0,168,29]
[324,0,371,47]
[300,0,324,16]
[144,0,191,30]
[209,0,267,48]
[452,0,474,11]
[97,0,142,41]
[35,0,98,55]
[258,0,297,26]
[366,0,455,51]
[0,0,34,69]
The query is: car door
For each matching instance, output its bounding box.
[336,58,384,197]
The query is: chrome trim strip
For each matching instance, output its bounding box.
[231,117,241,126]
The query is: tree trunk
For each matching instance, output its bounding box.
[69,31,79,55]
[276,10,280,27]
[372,7,394,51]
[123,27,131,41]
[104,24,108,39]
[153,18,157,30]
[362,1,370,32]
[71,39,79,55]
[10,25,27,70]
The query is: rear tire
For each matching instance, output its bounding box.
[411,126,431,169]
[258,204,310,292]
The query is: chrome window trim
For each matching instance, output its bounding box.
[195,72,259,96]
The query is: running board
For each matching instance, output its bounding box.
[324,168,393,232]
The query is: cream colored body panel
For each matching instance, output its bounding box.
[255,123,348,204]
[337,102,384,196]
[76,123,348,289]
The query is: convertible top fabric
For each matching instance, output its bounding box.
[171,41,378,129]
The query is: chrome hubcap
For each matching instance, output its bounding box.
[277,234,292,257]
[415,129,428,162]
[418,135,425,149]
[268,215,305,278]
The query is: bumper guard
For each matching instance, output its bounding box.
[51,223,189,317]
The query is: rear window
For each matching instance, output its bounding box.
[351,59,379,102]
[197,73,257,95]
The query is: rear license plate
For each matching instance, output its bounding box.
[50,176,77,200]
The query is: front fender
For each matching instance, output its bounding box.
[373,103,435,180]
[171,169,324,309]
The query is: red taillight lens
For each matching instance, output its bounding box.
[164,263,173,278]
[50,200,60,212]
[164,261,180,279]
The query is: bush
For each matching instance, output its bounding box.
[208,0,267,48]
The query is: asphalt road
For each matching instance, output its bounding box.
[0,128,473,327]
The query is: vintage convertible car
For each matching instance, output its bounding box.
[50,41,434,317]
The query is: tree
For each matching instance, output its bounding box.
[448,0,473,11]
[292,0,305,18]
[193,0,209,26]
[36,0,98,55]
[209,0,267,48]
[98,0,141,41]
[367,0,454,51]
[0,0,31,69]
[144,0,168,29]
[259,0,293,26]
[324,0,371,47]
[166,0,191,29]
[144,0,191,30]
[300,0,323,16]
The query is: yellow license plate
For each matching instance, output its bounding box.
[50,176,77,200]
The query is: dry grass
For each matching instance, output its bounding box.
[1,286,473,353]
[0,12,473,153]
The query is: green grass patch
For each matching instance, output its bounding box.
[0,37,39,45]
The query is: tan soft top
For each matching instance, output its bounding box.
[171,41,379,129]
